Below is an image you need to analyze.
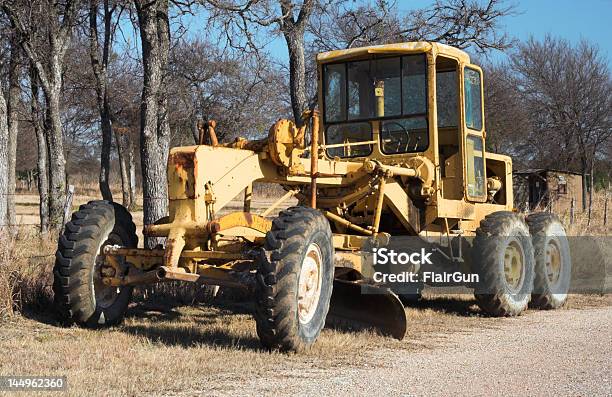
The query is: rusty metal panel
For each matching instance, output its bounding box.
[168,146,198,200]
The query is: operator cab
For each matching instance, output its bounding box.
[317,42,489,204]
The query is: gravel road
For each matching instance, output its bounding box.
[214,306,612,396]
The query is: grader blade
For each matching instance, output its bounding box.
[326,279,407,340]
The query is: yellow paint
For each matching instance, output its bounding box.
[104,41,517,289]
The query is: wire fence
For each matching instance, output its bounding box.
[15,254,55,260]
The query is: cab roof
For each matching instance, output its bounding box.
[316,41,471,65]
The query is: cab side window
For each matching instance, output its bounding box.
[436,70,458,128]
[464,68,483,131]
[466,135,486,198]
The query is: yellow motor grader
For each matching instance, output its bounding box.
[54,42,571,352]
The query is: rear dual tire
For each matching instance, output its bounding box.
[473,212,535,316]
[527,213,571,309]
[473,211,572,315]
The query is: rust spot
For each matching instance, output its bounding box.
[207,221,221,234]
[170,151,194,170]
[243,212,253,225]
[164,238,177,264]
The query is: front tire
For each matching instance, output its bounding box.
[53,201,138,327]
[473,212,535,316]
[254,206,334,352]
[527,213,571,309]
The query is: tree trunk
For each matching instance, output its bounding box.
[45,79,67,228]
[157,3,171,148]
[128,143,137,210]
[116,130,130,208]
[34,122,50,234]
[99,105,113,201]
[587,159,595,225]
[7,42,21,227]
[284,32,308,126]
[135,0,171,247]
[31,70,50,233]
[580,157,588,212]
[115,128,136,210]
[0,91,9,228]
[1,0,77,229]
[191,117,200,144]
[89,0,113,202]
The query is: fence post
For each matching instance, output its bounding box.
[570,198,575,225]
[61,185,75,234]
[605,194,608,226]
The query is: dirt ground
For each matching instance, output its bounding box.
[0,295,610,396]
[5,193,611,395]
[229,304,612,396]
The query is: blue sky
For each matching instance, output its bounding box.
[482,0,612,62]
[248,0,612,64]
[375,0,610,63]
[174,1,611,65]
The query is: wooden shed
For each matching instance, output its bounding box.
[513,169,585,213]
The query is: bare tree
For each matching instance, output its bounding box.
[308,0,398,51]
[109,53,141,211]
[134,0,171,246]
[203,0,315,125]
[404,0,514,52]
[569,41,612,218]
[168,38,289,143]
[0,60,8,228]
[511,36,612,213]
[29,62,49,232]
[2,0,82,227]
[114,126,137,210]
[89,0,122,201]
[279,0,314,125]
[481,62,530,161]
[205,0,514,124]
[310,0,514,52]
[6,38,21,227]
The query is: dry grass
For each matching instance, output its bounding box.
[0,291,609,395]
[0,226,609,395]
[559,189,610,236]
[0,190,610,394]
[0,230,56,319]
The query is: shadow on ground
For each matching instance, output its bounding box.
[21,288,484,350]
[120,298,264,351]
[407,295,483,316]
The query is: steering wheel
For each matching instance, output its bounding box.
[381,121,411,153]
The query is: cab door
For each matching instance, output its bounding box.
[461,65,487,202]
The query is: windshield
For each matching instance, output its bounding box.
[323,54,427,123]
[323,54,428,157]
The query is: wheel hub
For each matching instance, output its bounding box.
[545,240,562,285]
[504,240,525,292]
[92,233,122,309]
[297,243,323,325]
